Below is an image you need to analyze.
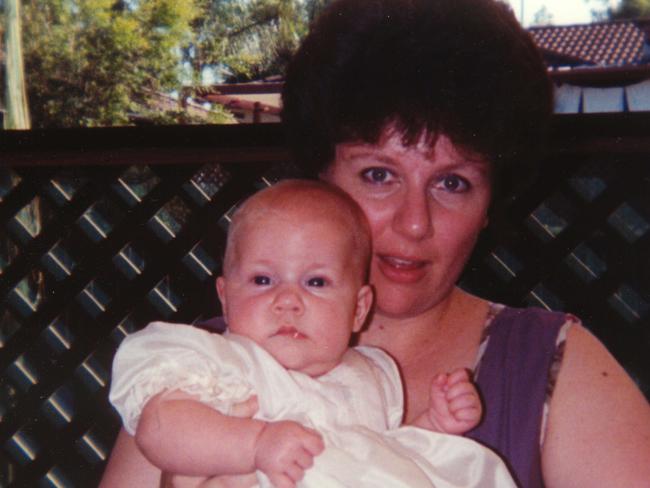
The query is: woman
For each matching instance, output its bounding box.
[101,0,650,486]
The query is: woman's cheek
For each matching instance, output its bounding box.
[359,198,396,230]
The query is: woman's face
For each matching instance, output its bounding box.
[323,128,492,319]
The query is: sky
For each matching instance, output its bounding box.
[504,0,620,26]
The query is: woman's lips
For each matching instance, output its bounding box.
[376,254,429,284]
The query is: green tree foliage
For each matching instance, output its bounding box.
[532,6,554,26]
[1,0,331,127]
[2,0,223,127]
[590,0,650,20]
[610,0,650,19]
[184,0,314,84]
[9,0,221,127]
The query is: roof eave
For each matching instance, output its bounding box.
[550,64,650,86]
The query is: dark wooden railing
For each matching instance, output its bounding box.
[1,115,649,487]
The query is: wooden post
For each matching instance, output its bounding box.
[4,0,31,129]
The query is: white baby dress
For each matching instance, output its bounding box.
[110,322,515,488]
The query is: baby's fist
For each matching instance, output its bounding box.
[424,368,482,435]
[254,421,324,488]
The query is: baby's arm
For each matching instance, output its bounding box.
[413,368,482,435]
[136,390,324,488]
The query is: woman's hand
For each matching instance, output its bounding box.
[161,472,257,488]
[415,368,483,435]
[254,421,325,488]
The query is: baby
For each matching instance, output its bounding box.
[109,180,515,488]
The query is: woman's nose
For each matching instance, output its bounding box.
[272,287,305,315]
[392,189,433,240]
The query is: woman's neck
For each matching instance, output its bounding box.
[358,288,490,423]
[358,288,489,372]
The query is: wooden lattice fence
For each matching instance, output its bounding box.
[1,116,649,487]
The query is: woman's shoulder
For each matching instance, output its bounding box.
[542,315,650,485]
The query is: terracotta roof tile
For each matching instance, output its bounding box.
[529,21,646,67]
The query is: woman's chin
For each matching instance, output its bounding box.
[372,281,455,319]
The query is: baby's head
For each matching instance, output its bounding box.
[217,180,373,377]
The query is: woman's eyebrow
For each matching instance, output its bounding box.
[442,158,491,174]
[341,151,397,165]
[341,146,491,175]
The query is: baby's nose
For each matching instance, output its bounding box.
[272,288,304,314]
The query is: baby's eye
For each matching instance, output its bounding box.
[361,167,394,184]
[253,275,271,286]
[307,277,327,287]
[435,174,470,193]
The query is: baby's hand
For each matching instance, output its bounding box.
[254,421,324,488]
[420,368,482,435]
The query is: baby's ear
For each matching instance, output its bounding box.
[353,285,374,332]
[216,277,228,320]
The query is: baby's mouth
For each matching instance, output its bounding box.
[274,326,307,340]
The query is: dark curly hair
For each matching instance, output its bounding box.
[281,0,553,206]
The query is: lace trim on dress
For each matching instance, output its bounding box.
[471,302,505,379]
[539,315,578,445]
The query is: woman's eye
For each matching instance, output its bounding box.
[436,174,470,193]
[361,167,392,184]
[253,275,271,285]
[307,277,327,287]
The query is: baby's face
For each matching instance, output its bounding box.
[217,209,371,377]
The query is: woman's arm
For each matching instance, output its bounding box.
[542,323,650,487]
[99,428,162,488]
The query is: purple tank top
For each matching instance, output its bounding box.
[466,306,567,488]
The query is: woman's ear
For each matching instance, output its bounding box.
[353,285,374,332]
[216,277,228,321]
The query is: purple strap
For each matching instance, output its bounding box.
[195,316,227,333]
[466,306,566,488]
